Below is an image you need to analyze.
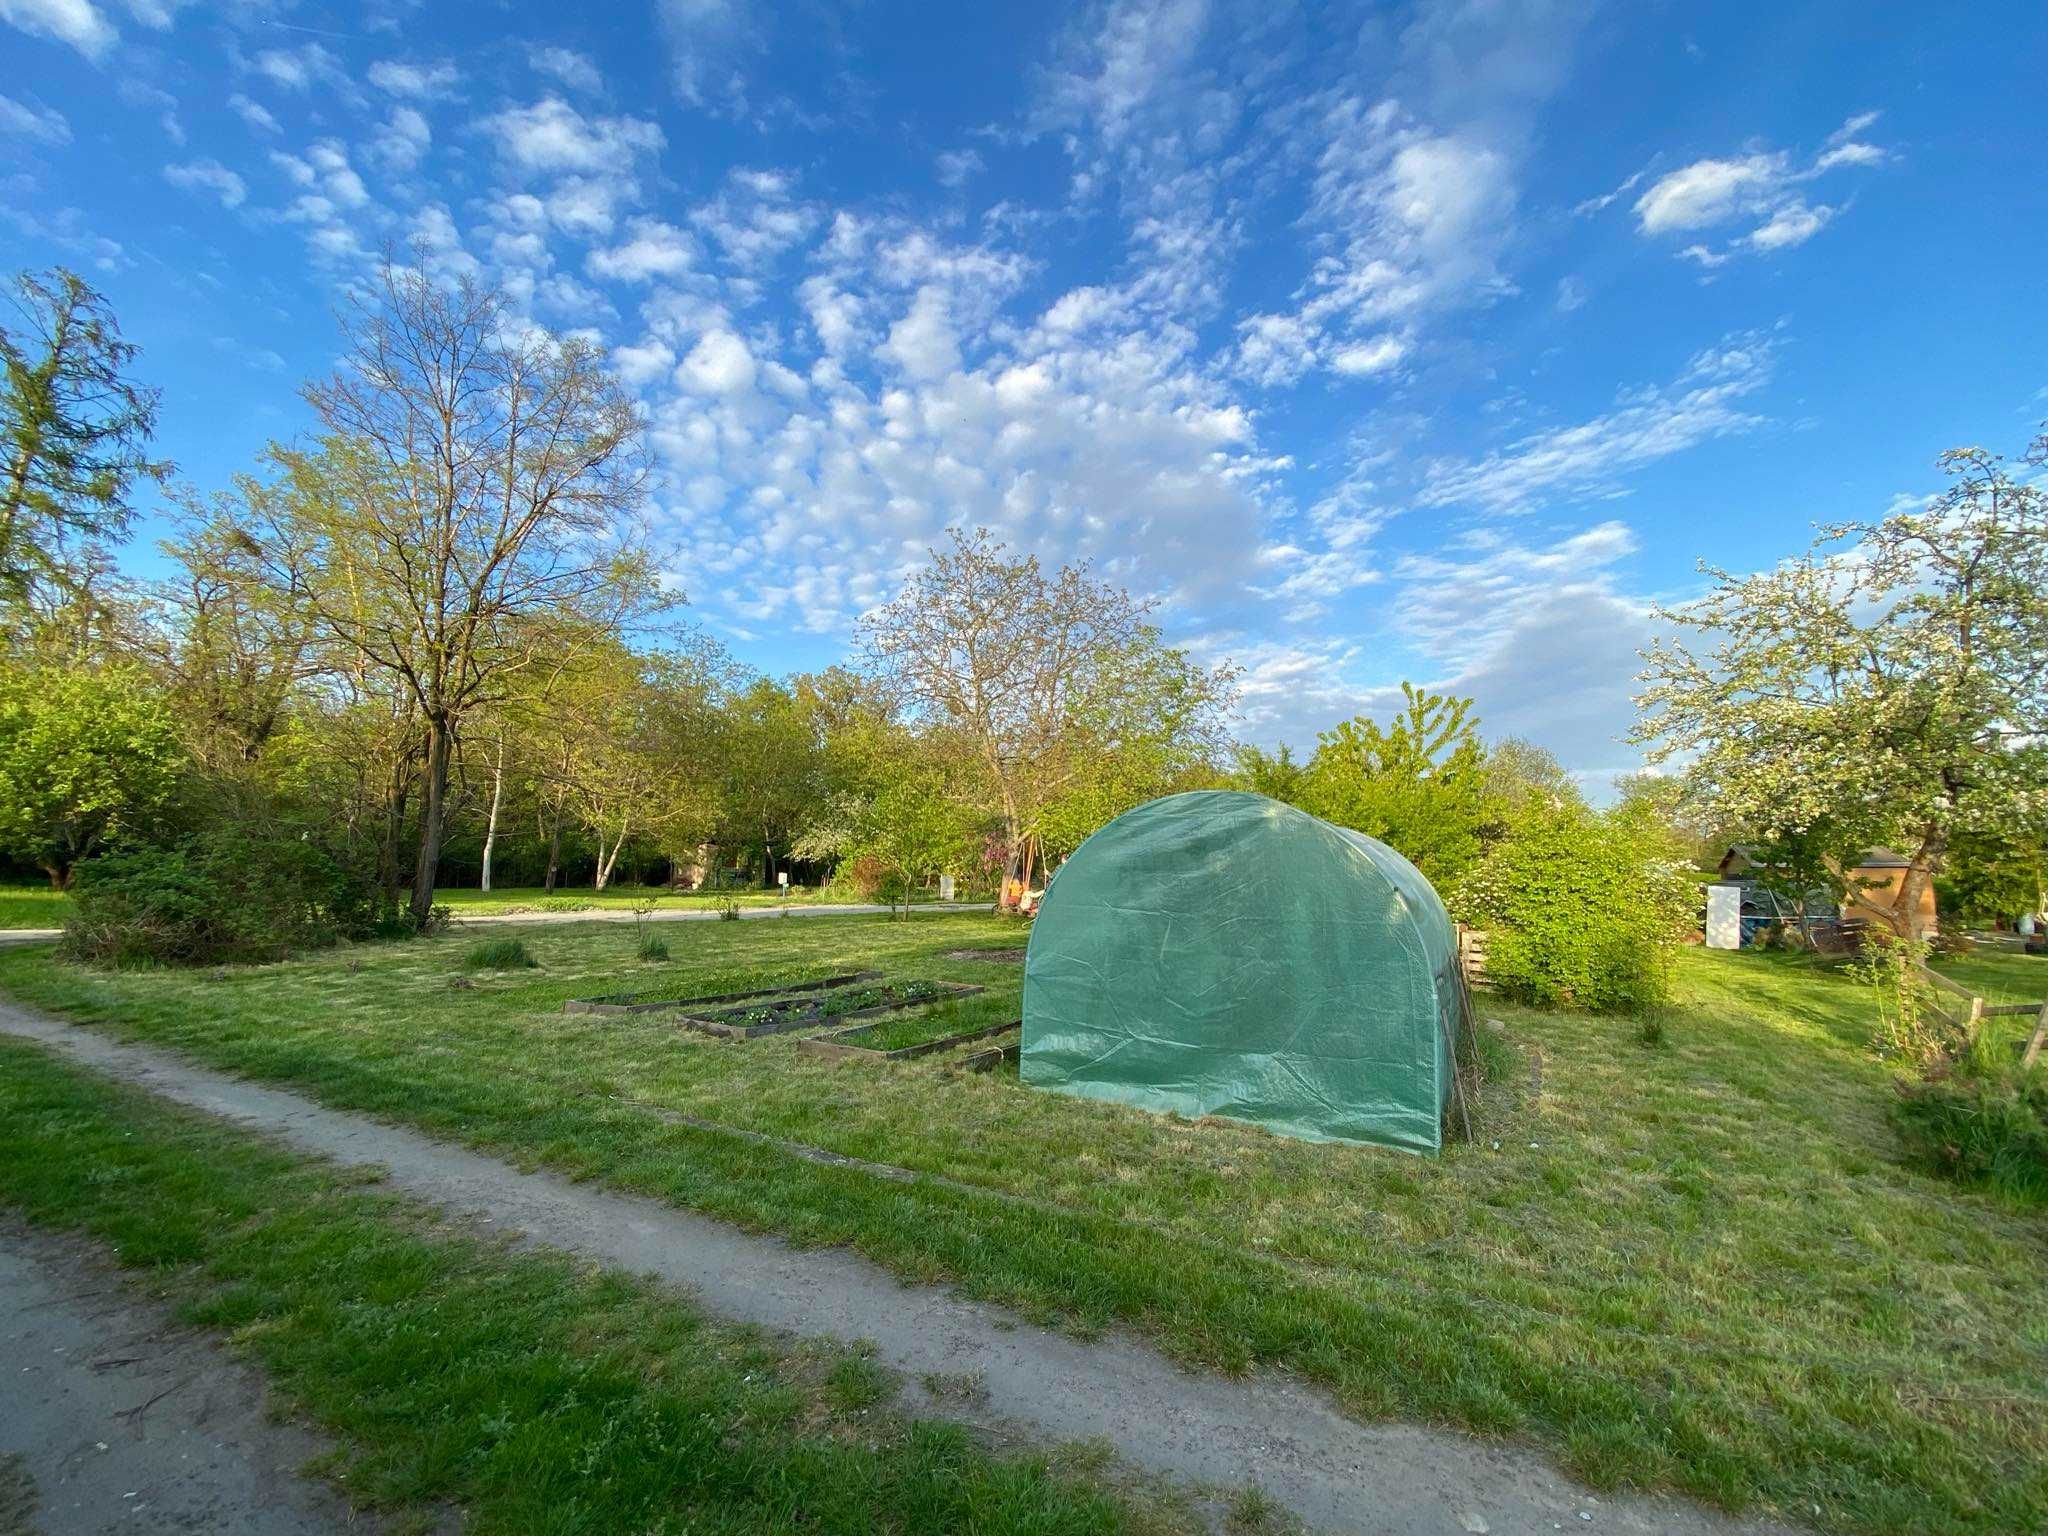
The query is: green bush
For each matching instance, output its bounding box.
[1454,805,1694,1015]
[62,832,391,966]
[1893,1044,2048,1202]
[463,937,538,971]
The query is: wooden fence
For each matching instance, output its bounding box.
[1911,957,2048,1068]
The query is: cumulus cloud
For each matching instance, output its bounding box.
[0,0,116,58]
[0,92,69,143]
[163,157,246,208]
[1626,112,1885,264]
[227,93,279,133]
[588,217,696,282]
[483,96,663,172]
[529,44,602,94]
[370,105,431,172]
[367,60,459,99]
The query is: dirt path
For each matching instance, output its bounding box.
[0,1002,1793,1536]
[0,1220,367,1536]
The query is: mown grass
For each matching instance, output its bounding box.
[438,884,965,913]
[3,917,2045,1534]
[0,881,68,929]
[0,1034,1177,1535]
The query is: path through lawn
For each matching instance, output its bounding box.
[1,919,2042,1535]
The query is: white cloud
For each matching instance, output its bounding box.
[691,167,816,270]
[657,0,758,110]
[881,285,961,380]
[1629,113,1886,263]
[678,329,757,395]
[227,93,279,133]
[1416,334,1775,514]
[1330,335,1407,377]
[0,0,116,58]
[370,105,431,172]
[588,218,695,282]
[367,60,459,99]
[251,43,346,93]
[483,96,663,172]
[1745,199,1832,252]
[0,92,69,143]
[529,44,602,94]
[935,148,984,188]
[163,157,246,208]
[1634,153,1783,234]
[273,140,368,209]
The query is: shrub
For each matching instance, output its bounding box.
[1454,805,1694,1015]
[637,934,669,962]
[1893,1048,2048,1203]
[717,898,741,921]
[463,937,537,971]
[63,831,390,966]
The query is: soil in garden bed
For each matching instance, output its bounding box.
[800,1015,1019,1062]
[684,979,983,1039]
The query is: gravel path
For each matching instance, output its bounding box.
[0,1220,367,1536]
[0,1001,1794,1536]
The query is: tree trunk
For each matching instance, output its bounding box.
[1892,829,1946,941]
[595,819,627,890]
[40,861,69,892]
[408,716,452,928]
[479,735,505,893]
[543,814,561,894]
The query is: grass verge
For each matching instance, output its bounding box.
[0,882,68,929]
[0,1034,1172,1536]
[2,919,2045,1534]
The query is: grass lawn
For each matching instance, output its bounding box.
[438,884,967,913]
[2,917,2044,1535]
[0,1035,1176,1535]
[0,882,69,929]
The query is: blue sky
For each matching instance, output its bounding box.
[3,1,2044,786]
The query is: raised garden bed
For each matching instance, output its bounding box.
[800,1015,1019,1063]
[942,947,1027,964]
[676,979,985,1041]
[562,970,881,1017]
[952,1032,1021,1073]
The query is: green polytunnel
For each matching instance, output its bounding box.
[1021,790,1468,1155]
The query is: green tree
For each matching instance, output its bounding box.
[859,529,1230,903]
[715,676,828,883]
[1300,683,1492,888]
[1636,435,2048,936]
[1,269,166,622]
[1234,742,1310,804]
[0,661,184,886]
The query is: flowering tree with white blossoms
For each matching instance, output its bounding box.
[1633,433,2048,937]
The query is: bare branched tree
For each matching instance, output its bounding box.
[256,257,668,925]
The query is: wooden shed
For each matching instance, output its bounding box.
[1716,846,1937,938]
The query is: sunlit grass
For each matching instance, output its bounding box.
[0,882,68,929]
[3,918,2044,1534]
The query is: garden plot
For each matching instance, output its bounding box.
[801,1011,1018,1062]
[676,978,985,1040]
[562,969,881,1018]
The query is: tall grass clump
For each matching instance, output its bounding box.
[462,937,537,971]
[1893,1036,2048,1203]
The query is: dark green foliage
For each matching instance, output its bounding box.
[1456,806,1694,1015]
[1893,1049,2048,1203]
[462,937,537,971]
[62,831,390,966]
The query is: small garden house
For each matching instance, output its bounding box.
[1021,790,1468,1155]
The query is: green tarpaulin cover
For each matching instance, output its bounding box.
[1021,790,1465,1155]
